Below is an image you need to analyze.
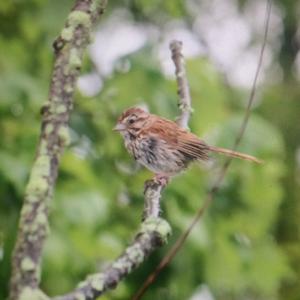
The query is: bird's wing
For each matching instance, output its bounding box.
[176,130,210,161]
[143,116,209,161]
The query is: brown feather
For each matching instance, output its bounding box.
[208,146,263,163]
[141,116,210,161]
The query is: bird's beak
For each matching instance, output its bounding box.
[113,123,126,131]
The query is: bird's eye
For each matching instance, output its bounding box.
[128,118,135,124]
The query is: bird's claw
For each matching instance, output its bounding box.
[153,174,170,187]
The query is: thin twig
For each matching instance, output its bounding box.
[132,1,272,299]
[170,40,193,129]
[9,1,107,299]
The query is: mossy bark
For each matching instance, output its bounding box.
[170,40,193,130]
[9,1,107,299]
[53,216,171,300]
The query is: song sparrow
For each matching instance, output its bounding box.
[114,107,261,184]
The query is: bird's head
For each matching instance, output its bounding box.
[114,107,150,137]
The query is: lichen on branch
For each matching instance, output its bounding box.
[170,40,193,130]
[52,216,171,300]
[9,1,108,299]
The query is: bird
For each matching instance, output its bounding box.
[114,107,262,185]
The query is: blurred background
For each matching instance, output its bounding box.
[0,0,299,299]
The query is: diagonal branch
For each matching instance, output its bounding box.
[9,1,108,299]
[52,181,171,300]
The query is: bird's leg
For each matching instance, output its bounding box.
[153,173,170,187]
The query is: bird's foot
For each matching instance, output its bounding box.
[153,174,170,187]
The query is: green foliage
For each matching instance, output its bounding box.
[0,1,299,300]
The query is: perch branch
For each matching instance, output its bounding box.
[170,40,193,129]
[52,181,170,300]
[132,0,272,299]
[9,1,108,299]
[131,39,194,300]
[52,40,195,300]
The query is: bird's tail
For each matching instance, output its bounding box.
[208,146,263,164]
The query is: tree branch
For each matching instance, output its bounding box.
[131,40,194,300]
[170,40,193,129]
[52,181,170,300]
[9,1,108,299]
